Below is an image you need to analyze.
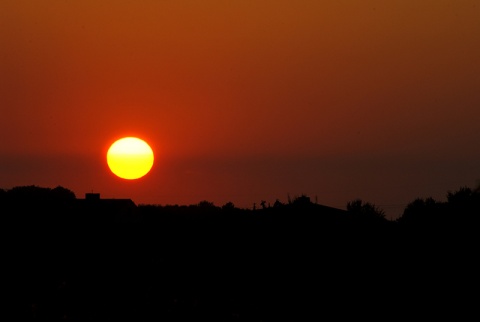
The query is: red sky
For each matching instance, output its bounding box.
[1,1,479,219]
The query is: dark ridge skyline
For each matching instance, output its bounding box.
[3,183,479,320]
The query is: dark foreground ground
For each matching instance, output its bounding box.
[4,212,478,322]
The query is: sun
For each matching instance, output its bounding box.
[107,137,154,180]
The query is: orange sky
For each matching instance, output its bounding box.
[1,1,479,218]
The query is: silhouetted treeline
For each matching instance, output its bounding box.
[2,184,479,228]
[2,184,479,320]
[398,186,480,229]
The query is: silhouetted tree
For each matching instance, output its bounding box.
[51,185,76,200]
[197,200,216,208]
[447,186,475,205]
[5,185,75,202]
[273,199,284,208]
[7,185,51,200]
[291,195,312,208]
[221,201,235,211]
[346,199,386,223]
[260,200,267,209]
[397,197,443,226]
[445,186,480,225]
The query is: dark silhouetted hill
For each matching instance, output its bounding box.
[2,185,478,320]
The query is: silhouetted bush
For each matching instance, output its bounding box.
[346,199,386,225]
[397,197,444,226]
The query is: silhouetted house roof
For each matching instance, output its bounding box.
[75,193,139,223]
[85,192,101,200]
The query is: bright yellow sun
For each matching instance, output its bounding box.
[107,137,154,180]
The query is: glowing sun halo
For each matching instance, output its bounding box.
[107,137,154,180]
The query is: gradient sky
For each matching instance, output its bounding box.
[1,1,479,219]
